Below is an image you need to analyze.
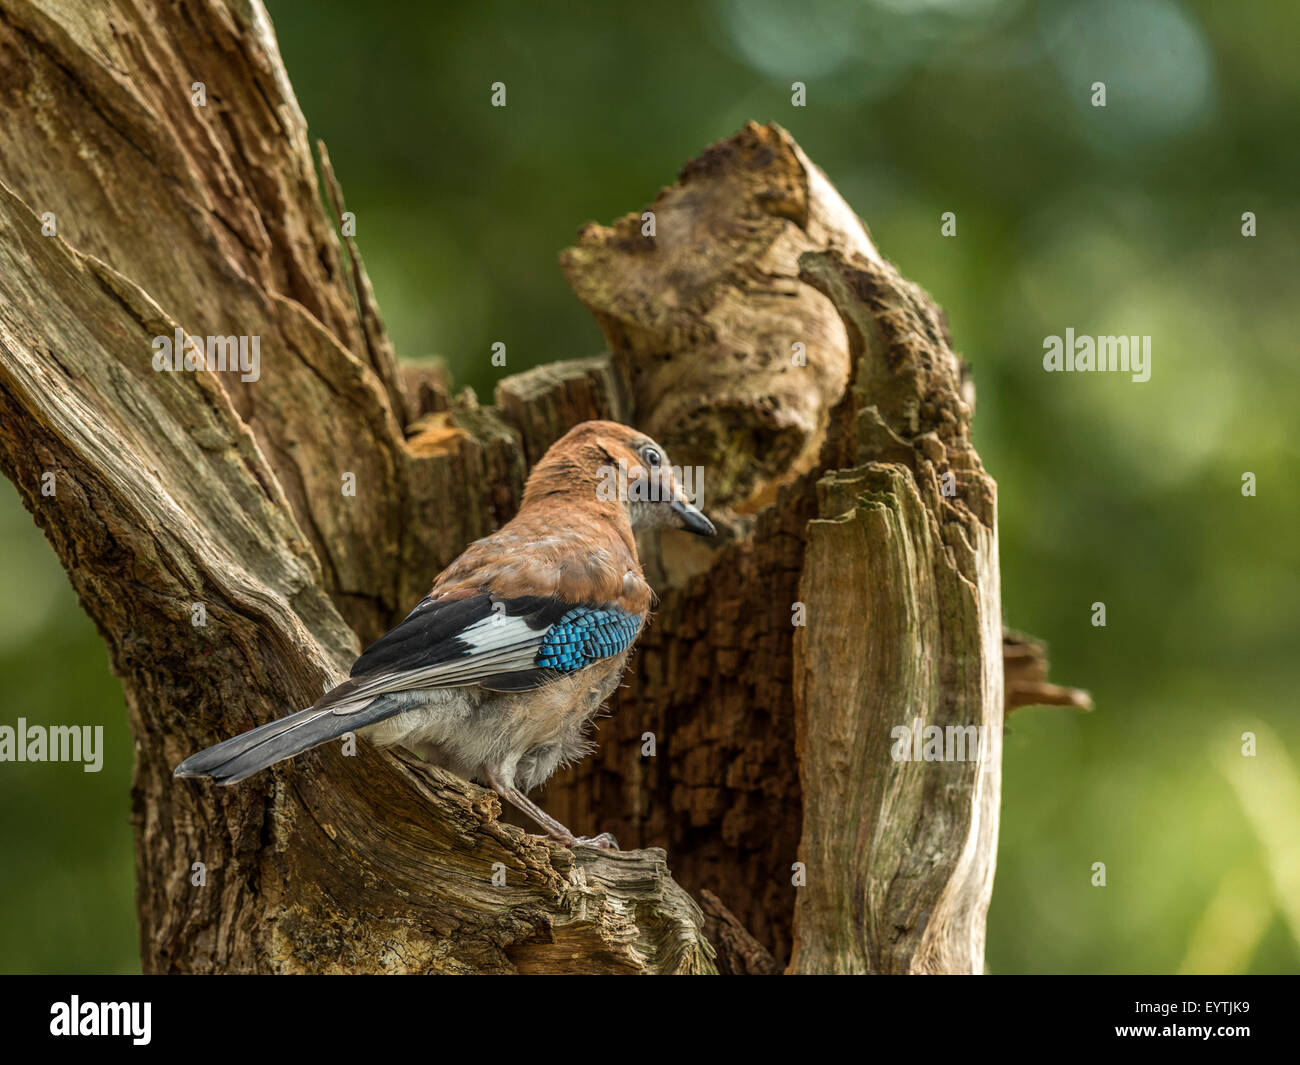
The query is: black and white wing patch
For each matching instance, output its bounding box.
[316,593,641,711]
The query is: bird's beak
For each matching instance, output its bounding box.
[670,499,716,537]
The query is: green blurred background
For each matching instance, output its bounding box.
[2,0,1296,973]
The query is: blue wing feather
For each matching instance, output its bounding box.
[535,607,642,672]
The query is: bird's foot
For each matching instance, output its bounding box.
[481,767,620,851]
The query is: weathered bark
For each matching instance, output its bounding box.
[786,250,1002,973]
[0,1,1081,973]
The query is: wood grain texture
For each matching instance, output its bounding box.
[787,249,1003,973]
[560,121,878,517]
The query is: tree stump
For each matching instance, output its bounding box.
[0,0,1083,973]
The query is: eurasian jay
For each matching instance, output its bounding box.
[175,420,714,848]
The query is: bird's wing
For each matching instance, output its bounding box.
[316,592,643,712]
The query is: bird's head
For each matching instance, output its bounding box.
[522,420,715,537]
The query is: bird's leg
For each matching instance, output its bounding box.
[481,766,618,850]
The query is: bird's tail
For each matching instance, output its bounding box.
[173,696,402,785]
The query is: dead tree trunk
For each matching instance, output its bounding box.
[0,1,1083,973]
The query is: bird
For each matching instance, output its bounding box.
[174,420,714,848]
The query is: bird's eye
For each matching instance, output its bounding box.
[642,446,663,468]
